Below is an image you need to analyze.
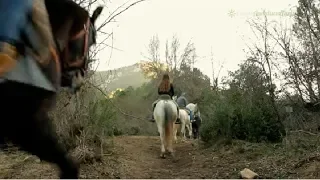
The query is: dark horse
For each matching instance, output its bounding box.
[192,115,202,139]
[0,0,103,178]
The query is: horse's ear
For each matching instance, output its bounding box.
[91,6,104,24]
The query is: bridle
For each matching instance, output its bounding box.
[63,18,91,72]
[54,17,95,87]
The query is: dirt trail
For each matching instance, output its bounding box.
[107,136,212,179]
[0,135,319,178]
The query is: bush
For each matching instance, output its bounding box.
[50,83,117,163]
[199,87,286,144]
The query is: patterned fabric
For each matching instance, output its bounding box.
[0,0,60,91]
[0,43,18,77]
[0,0,32,77]
[31,0,56,64]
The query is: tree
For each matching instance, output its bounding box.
[141,35,197,80]
[140,35,210,101]
[258,0,320,103]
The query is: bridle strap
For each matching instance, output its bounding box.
[67,18,90,68]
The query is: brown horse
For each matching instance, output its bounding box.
[0,0,103,178]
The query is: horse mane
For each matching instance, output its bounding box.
[45,0,89,35]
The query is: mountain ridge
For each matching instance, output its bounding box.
[92,62,150,92]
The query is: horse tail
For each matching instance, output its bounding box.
[164,101,174,150]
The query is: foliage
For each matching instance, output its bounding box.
[199,60,286,144]
[50,83,117,162]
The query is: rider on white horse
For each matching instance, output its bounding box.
[176,92,192,124]
[150,73,179,122]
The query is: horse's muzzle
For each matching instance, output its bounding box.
[61,70,84,93]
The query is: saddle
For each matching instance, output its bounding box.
[158,94,172,100]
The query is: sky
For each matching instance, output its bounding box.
[90,0,298,85]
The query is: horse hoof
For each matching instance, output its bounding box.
[160,153,166,159]
[59,156,79,179]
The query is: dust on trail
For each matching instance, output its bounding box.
[0,135,320,178]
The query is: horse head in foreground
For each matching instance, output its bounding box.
[0,0,103,178]
[45,0,103,93]
[153,94,178,159]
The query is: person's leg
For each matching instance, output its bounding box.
[172,100,180,124]
[150,99,159,122]
[175,108,181,124]
[0,0,33,77]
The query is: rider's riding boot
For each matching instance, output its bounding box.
[175,107,181,124]
[175,118,181,124]
[149,103,156,122]
[149,114,155,122]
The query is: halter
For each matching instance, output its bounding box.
[63,17,91,71]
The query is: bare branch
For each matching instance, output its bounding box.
[97,0,147,31]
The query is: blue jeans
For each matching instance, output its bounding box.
[0,0,33,45]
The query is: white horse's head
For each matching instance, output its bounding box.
[186,103,201,119]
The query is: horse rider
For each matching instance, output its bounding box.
[0,0,55,77]
[176,92,192,123]
[150,73,180,122]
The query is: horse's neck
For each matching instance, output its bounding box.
[45,0,79,51]
[55,22,72,51]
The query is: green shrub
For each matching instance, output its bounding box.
[199,87,285,144]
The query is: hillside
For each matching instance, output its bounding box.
[91,63,150,92]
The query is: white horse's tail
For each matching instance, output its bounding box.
[164,101,175,149]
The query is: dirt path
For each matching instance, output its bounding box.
[107,136,212,179]
[0,135,320,178]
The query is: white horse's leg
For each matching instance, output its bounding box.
[187,123,192,139]
[181,123,187,140]
[173,125,178,143]
[160,130,166,158]
[166,120,175,158]
[155,111,166,158]
[181,120,186,140]
[157,124,166,158]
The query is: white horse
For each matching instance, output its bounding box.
[186,103,201,120]
[174,108,192,143]
[153,95,178,158]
